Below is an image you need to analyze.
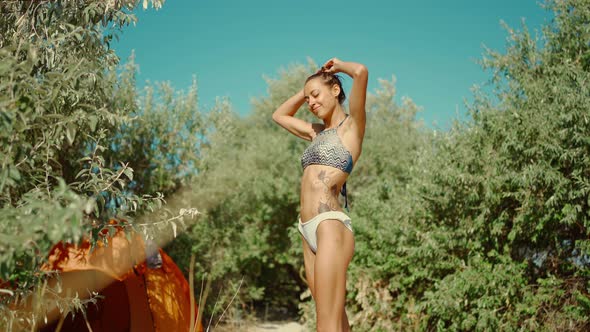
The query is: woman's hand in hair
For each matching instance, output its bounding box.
[319,58,342,74]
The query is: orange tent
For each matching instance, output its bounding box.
[37,229,203,332]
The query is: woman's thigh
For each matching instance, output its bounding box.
[314,219,354,306]
[316,219,355,264]
[302,235,317,298]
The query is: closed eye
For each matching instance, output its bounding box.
[304,89,319,103]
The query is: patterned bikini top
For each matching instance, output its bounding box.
[301,115,354,174]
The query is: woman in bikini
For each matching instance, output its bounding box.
[272,58,368,332]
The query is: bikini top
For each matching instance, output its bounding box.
[301,115,353,210]
[301,115,354,174]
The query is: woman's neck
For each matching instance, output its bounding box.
[324,107,346,129]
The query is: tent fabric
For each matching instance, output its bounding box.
[43,228,146,281]
[39,229,202,332]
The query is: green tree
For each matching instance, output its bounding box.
[307,0,590,330]
[171,63,315,321]
[412,0,590,330]
[0,1,203,330]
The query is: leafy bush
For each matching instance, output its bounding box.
[3,0,589,330]
[0,1,203,330]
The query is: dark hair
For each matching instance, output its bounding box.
[305,72,346,105]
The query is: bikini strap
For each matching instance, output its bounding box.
[341,182,349,212]
[337,114,349,128]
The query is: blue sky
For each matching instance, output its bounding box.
[112,0,551,129]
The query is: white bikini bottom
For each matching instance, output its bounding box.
[297,211,353,253]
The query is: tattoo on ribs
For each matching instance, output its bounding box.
[315,170,339,213]
[318,202,333,213]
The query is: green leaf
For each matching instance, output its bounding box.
[66,122,77,145]
[123,167,133,181]
[88,115,98,132]
[9,167,20,181]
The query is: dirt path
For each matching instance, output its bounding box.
[216,321,306,332]
[247,321,305,331]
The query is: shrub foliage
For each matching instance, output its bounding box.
[1,0,589,331]
[0,1,203,329]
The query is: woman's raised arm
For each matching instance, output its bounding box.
[320,58,368,138]
[272,89,320,141]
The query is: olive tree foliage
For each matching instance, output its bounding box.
[162,60,429,323]
[447,0,590,277]
[342,0,590,331]
[167,64,315,321]
[420,1,590,329]
[430,0,589,328]
[168,0,589,329]
[0,1,203,329]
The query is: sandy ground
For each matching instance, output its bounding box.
[247,321,306,332]
[215,321,306,332]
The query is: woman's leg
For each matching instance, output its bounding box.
[302,236,316,298]
[314,219,354,332]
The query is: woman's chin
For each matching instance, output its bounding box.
[316,110,328,119]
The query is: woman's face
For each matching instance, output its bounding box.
[303,78,340,119]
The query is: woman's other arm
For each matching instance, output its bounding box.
[272,89,320,141]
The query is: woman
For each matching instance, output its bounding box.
[272,58,368,331]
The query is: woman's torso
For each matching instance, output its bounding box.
[299,116,361,222]
[300,166,348,221]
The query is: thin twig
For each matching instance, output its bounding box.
[196,273,205,329]
[214,277,244,329]
[54,311,68,332]
[189,254,195,332]
[0,289,14,296]
[196,274,212,332]
[101,162,128,191]
[206,287,224,332]
[44,132,51,199]
[14,155,27,167]
[84,315,94,332]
